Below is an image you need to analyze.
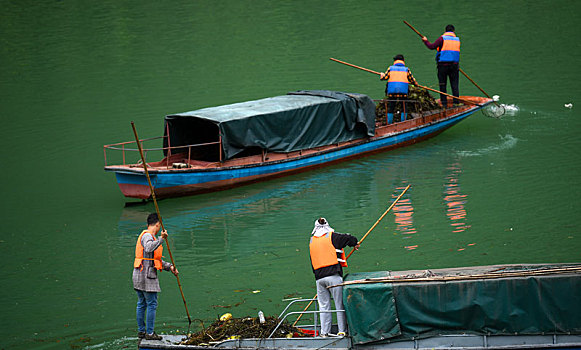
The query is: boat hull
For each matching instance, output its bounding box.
[107,103,487,199]
[138,333,581,350]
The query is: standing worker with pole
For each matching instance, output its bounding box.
[131,121,192,342]
[133,213,179,340]
[309,217,360,337]
[294,185,411,332]
[421,24,461,108]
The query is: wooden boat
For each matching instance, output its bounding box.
[138,263,581,350]
[104,90,492,199]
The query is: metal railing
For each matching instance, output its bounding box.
[269,298,345,338]
[103,135,221,168]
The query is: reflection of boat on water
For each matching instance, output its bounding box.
[140,263,581,349]
[104,90,492,199]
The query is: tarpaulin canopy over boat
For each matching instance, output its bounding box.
[163,90,376,160]
[342,264,581,345]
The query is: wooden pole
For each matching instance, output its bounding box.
[292,185,411,327]
[131,121,192,327]
[345,185,411,259]
[403,20,424,38]
[415,84,481,106]
[329,57,381,76]
[459,68,494,100]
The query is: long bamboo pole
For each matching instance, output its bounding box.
[345,184,411,259]
[329,58,480,106]
[415,84,481,106]
[131,121,192,328]
[403,20,500,107]
[458,67,494,100]
[292,185,411,327]
[329,57,381,75]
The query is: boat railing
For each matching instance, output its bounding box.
[269,298,345,338]
[103,136,221,168]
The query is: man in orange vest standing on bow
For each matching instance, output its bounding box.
[133,213,179,341]
[309,217,359,337]
[422,24,461,108]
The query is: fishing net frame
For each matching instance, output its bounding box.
[481,103,506,118]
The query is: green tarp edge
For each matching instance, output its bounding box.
[343,280,401,344]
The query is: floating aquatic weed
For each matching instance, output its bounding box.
[375,85,440,124]
[180,316,307,345]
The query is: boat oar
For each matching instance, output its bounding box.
[403,20,500,107]
[131,121,193,330]
[329,57,480,107]
[292,184,411,327]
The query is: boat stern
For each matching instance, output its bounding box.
[106,168,152,199]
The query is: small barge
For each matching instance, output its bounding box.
[139,263,581,350]
[104,90,491,199]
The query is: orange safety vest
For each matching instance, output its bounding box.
[309,232,347,270]
[437,32,460,62]
[386,60,410,94]
[134,230,163,271]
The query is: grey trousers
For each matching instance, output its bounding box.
[316,274,346,335]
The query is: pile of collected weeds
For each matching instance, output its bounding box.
[375,85,441,124]
[180,316,307,345]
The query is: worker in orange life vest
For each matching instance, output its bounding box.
[380,54,418,124]
[422,24,461,108]
[133,213,179,341]
[309,217,359,337]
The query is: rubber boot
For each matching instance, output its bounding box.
[387,113,394,124]
[401,113,407,121]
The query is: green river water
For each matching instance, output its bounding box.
[1,1,580,349]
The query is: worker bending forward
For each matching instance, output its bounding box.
[309,217,359,337]
[380,54,418,124]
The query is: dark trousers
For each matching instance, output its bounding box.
[437,63,459,107]
[387,94,407,114]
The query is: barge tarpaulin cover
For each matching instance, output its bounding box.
[342,264,581,345]
[163,90,376,160]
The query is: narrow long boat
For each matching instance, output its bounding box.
[104,90,491,199]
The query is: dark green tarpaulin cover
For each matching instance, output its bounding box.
[164,90,376,160]
[343,264,581,345]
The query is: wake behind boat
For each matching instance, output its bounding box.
[103,90,492,199]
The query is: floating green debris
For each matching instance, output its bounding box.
[180,316,307,346]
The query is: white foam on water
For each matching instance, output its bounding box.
[457,134,518,157]
[501,104,520,115]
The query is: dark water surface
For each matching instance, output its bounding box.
[1,1,580,349]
